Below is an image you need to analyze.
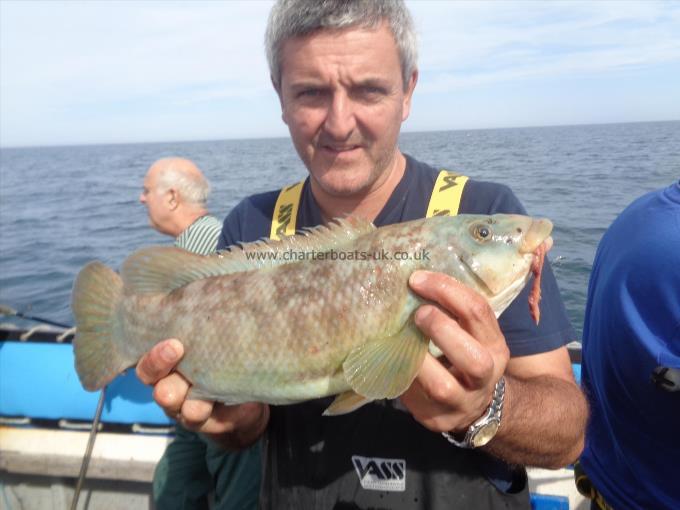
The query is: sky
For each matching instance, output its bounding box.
[1,0,679,148]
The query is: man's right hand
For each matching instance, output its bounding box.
[135,338,269,449]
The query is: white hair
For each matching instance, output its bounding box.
[156,162,210,207]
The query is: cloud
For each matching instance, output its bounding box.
[409,0,680,92]
[0,1,274,116]
[1,0,678,146]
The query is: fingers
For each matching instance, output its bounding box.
[156,377,256,436]
[409,271,489,320]
[212,402,266,432]
[401,355,492,433]
[153,371,191,417]
[170,391,258,437]
[135,338,211,425]
[414,305,494,388]
[409,271,501,345]
[181,399,214,425]
[403,354,462,412]
[136,338,184,385]
[409,271,509,365]
[403,270,511,434]
[134,338,268,445]
[195,402,269,442]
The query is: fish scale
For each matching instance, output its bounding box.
[72,214,552,415]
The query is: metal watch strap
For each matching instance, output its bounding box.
[442,376,506,449]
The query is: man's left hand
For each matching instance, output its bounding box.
[401,270,510,434]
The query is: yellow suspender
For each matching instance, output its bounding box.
[270,170,468,237]
[426,170,468,218]
[269,180,305,240]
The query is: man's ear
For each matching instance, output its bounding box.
[272,76,289,126]
[272,75,283,101]
[168,189,179,210]
[402,69,418,122]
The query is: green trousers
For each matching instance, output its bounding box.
[153,425,261,510]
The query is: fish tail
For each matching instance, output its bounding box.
[72,261,129,391]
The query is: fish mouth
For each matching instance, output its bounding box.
[520,218,553,254]
[458,216,553,300]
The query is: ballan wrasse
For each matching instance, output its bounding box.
[72,214,552,415]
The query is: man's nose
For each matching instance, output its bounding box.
[323,91,355,140]
[139,193,146,204]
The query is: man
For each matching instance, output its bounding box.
[140,157,261,509]
[140,157,222,255]
[577,181,680,510]
[137,2,588,508]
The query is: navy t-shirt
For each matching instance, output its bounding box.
[217,155,575,509]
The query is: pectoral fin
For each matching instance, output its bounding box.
[343,323,428,400]
[323,390,373,416]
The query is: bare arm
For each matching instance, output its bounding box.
[135,339,269,450]
[401,270,587,469]
[486,348,587,468]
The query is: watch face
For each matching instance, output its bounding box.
[471,420,500,448]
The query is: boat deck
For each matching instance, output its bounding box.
[0,325,586,509]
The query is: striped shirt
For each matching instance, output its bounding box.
[175,214,222,255]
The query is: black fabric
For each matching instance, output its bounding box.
[261,399,530,510]
[217,154,576,509]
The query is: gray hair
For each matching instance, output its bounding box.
[156,162,210,207]
[265,0,417,90]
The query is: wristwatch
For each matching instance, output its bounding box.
[442,376,505,449]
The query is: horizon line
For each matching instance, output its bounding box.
[1,118,678,151]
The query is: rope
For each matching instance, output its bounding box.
[70,386,107,510]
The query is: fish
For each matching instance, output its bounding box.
[72,213,552,415]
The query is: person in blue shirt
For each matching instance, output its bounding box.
[135,1,588,508]
[578,181,680,510]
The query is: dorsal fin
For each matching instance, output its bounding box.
[120,247,239,294]
[121,216,376,294]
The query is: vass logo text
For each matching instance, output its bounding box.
[352,455,406,492]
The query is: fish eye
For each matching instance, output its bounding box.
[471,224,492,242]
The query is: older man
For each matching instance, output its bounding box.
[138,2,588,509]
[140,157,221,255]
[141,157,261,509]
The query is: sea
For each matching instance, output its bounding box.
[1,121,678,339]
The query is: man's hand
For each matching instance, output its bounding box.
[400,270,510,434]
[402,270,587,468]
[135,338,269,449]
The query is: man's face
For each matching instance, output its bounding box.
[277,23,417,197]
[139,166,172,235]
